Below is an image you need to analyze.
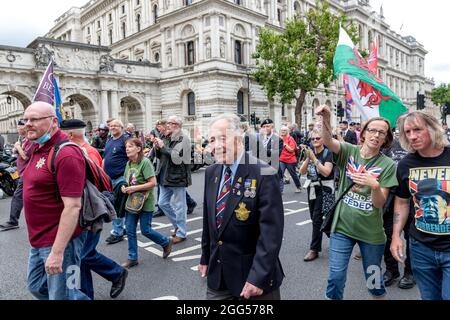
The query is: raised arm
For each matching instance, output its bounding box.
[315,105,341,155]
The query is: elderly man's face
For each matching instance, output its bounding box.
[166,117,180,135]
[261,124,273,135]
[109,121,123,137]
[209,119,241,164]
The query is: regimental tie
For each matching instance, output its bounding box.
[216,166,232,228]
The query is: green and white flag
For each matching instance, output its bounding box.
[334,27,407,127]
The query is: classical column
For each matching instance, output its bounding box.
[100,90,109,123]
[274,104,282,129]
[111,90,119,119]
[226,15,232,60]
[198,16,204,61]
[211,15,220,58]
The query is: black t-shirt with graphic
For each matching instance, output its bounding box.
[396,147,450,251]
[383,139,409,166]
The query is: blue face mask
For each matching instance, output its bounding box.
[31,121,52,145]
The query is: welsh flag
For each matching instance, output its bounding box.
[334,27,407,127]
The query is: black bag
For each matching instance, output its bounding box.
[320,153,381,237]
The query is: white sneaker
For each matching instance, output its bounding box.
[295,188,302,193]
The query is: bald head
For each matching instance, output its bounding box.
[26,101,56,117]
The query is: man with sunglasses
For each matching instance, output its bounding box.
[21,102,89,300]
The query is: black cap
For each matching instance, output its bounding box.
[350,122,356,126]
[341,120,349,125]
[18,120,25,126]
[60,119,86,130]
[260,118,274,126]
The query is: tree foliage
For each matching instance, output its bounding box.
[252,0,358,127]
[431,83,450,106]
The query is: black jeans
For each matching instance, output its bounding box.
[383,196,413,275]
[8,178,23,225]
[308,186,324,252]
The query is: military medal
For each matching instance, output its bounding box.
[250,179,257,198]
[244,178,251,197]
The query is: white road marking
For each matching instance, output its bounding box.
[172,254,201,262]
[285,207,309,216]
[296,220,312,226]
[283,201,298,205]
[152,296,179,300]
[169,245,202,257]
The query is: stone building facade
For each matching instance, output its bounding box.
[0,0,437,141]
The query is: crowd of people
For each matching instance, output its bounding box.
[1,101,449,301]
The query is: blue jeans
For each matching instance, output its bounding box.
[326,232,386,300]
[111,176,126,236]
[409,237,450,300]
[80,230,124,299]
[158,185,187,238]
[125,210,170,261]
[27,232,89,300]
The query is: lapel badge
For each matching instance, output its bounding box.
[235,202,251,221]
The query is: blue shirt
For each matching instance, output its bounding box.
[104,134,128,180]
[217,152,244,199]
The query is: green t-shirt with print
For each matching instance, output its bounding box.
[124,157,156,212]
[332,143,398,245]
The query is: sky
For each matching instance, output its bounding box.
[0,0,448,85]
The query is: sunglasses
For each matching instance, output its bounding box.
[311,137,321,141]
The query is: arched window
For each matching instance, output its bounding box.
[234,40,242,64]
[187,92,195,115]
[136,14,141,32]
[237,90,244,115]
[153,5,158,23]
[186,41,195,65]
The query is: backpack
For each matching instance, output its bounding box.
[47,140,116,230]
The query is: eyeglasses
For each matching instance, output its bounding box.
[21,116,53,124]
[167,122,178,126]
[366,128,387,137]
[311,137,322,141]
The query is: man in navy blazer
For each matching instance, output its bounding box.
[198,114,284,300]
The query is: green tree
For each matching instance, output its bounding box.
[431,83,450,106]
[252,0,358,127]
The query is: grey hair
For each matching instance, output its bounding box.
[111,119,124,128]
[280,126,290,133]
[168,115,183,127]
[71,128,86,136]
[397,111,449,153]
[209,114,242,136]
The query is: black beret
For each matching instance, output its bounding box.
[18,120,25,126]
[260,118,274,126]
[60,119,86,129]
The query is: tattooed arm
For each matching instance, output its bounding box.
[390,196,410,263]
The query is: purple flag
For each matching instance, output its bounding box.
[33,60,55,105]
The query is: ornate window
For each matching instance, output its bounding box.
[187,92,196,115]
[235,40,242,64]
[237,90,244,115]
[136,14,141,32]
[153,5,158,23]
[186,41,195,65]
[121,22,126,39]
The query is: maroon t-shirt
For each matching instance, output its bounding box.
[23,130,86,248]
